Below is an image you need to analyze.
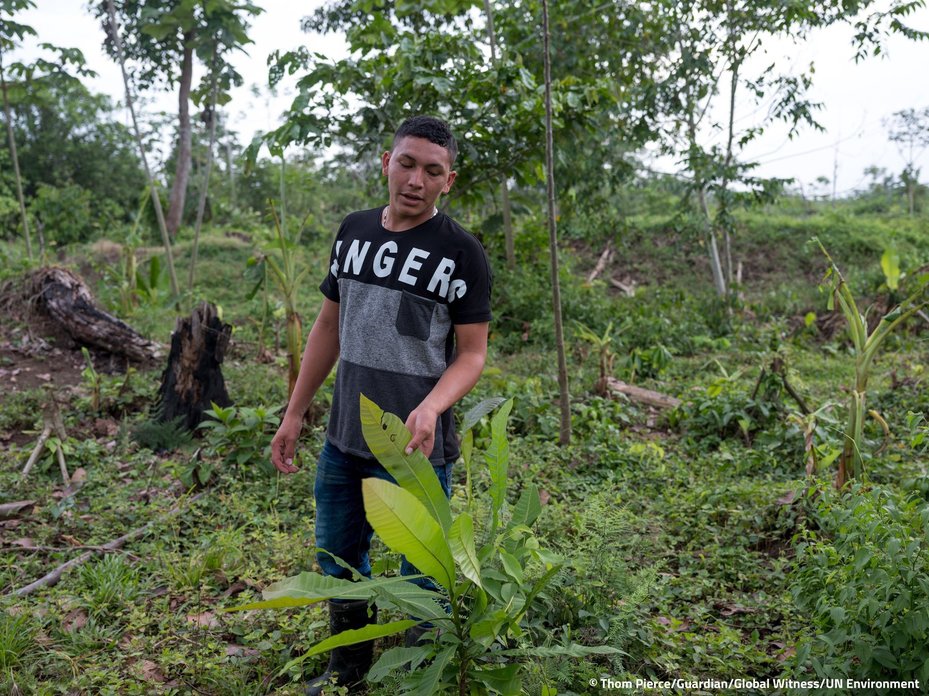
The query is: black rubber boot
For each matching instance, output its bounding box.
[403,623,433,648]
[305,600,378,695]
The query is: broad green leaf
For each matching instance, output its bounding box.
[509,484,542,529]
[362,478,455,591]
[461,428,473,467]
[469,663,522,695]
[486,399,514,528]
[460,396,507,433]
[281,619,418,674]
[499,549,524,584]
[881,247,901,290]
[449,513,482,588]
[368,646,427,682]
[404,645,454,695]
[372,581,448,621]
[225,572,410,610]
[360,394,452,532]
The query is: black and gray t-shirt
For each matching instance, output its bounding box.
[320,206,492,465]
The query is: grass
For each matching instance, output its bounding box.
[1,202,928,692]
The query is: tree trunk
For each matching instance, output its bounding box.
[483,0,516,269]
[156,301,232,431]
[0,49,33,260]
[541,0,571,446]
[27,267,162,362]
[188,54,220,291]
[166,34,195,238]
[105,0,179,299]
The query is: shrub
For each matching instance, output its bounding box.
[791,484,929,683]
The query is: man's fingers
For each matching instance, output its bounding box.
[272,436,299,474]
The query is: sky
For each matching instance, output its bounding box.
[12,0,929,197]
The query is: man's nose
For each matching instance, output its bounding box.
[408,167,424,188]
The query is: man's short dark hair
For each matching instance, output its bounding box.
[393,116,458,166]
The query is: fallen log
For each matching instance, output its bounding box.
[586,243,614,283]
[599,377,681,410]
[0,500,35,519]
[26,266,162,362]
[8,491,205,597]
[609,276,636,297]
[155,301,232,431]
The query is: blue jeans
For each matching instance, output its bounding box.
[314,440,453,595]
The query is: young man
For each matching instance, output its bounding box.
[270,115,492,693]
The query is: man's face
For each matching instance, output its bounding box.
[382,136,457,224]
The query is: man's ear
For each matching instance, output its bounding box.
[381,150,391,176]
[443,170,457,194]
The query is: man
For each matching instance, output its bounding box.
[270,115,492,694]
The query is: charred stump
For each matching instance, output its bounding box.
[26,267,162,362]
[156,301,232,431]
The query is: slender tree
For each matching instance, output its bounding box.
[97,0,261,238]
[105,0,179,298]
[0,31,30,258]
[187,54,217,290]
[541,0,571,446]
[886,106,929,216]
[482,0,515,268]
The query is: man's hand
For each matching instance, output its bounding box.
[404,404,438,458]
[271,416,302,474]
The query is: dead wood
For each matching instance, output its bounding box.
[25,266,162,362]
[600,377,681,409]
[8,491,205,597]
[609,276,636,297]
[155,301,232,431]
[586,243,614,283]
[0,500,35,519]
[21,387,71,485]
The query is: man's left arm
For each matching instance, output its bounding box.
[405,322,489,457]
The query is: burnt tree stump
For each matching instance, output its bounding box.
[156,301,232,431]
[27,267,162,362]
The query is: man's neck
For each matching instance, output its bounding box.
[382,204,438,232]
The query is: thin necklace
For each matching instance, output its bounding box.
[382,205,438,228]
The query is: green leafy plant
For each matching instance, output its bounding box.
[246,203,310,396]
[0,610,39,672]
[199,403,281,476]
[792,483,929,682]
[78,554,141,618]
[670,362,786,448]
[80,347,101,413]
[130,415,192,452]
[229,395,617,693]
[134,254,170,306]
[575,320,616,394]
[816,239,928,487]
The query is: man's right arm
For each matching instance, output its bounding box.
[271,298,340,473]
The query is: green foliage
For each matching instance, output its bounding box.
[26,182,101,245]
[0,609,38,672]
[230,396,616,693]
[78,554,142,618]
[131,415,192,452]
[670,364,792,450]
[816,239,928,484]
[199,402,281,475]
[792,484,929,682]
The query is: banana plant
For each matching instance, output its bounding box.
[817,239,928,488]
[247,202,310,397]
[228,394,618,694]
